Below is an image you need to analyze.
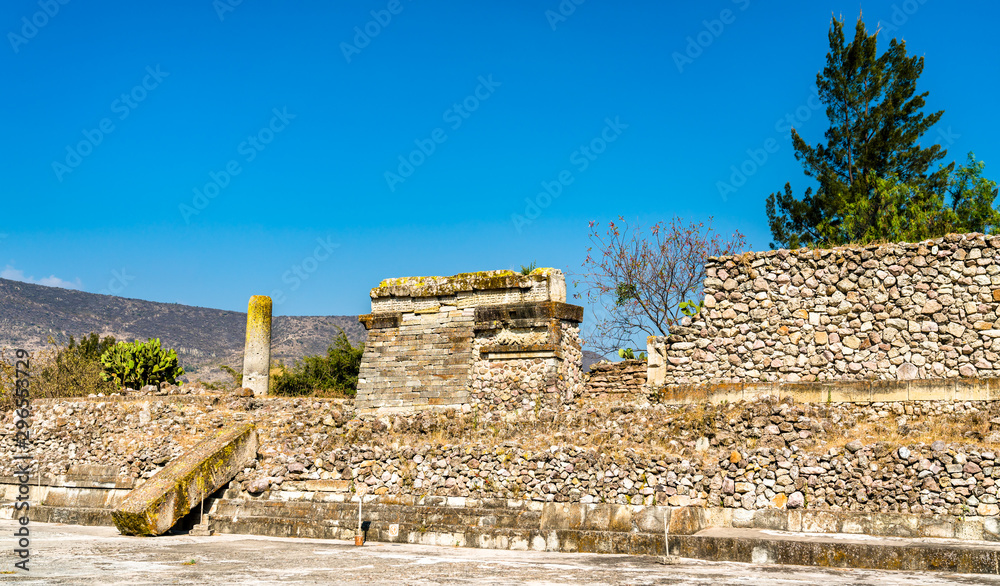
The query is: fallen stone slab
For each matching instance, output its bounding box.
[112,423,258,536]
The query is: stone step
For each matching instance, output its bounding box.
[7,504,114,527]
[185,494,224,536]
[671,527,1000,575]
[208,512,663,554]
[210,498,543,530]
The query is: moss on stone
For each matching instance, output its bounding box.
[247,295,272,337]
[112,423,257,536]
[372,269,559,299]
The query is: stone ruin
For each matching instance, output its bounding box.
[648,232,1000,390]
[355,268,584,413]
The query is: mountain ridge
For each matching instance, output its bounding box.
[0,277,365,381]
[0,277,604,380]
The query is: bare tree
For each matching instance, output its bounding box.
[575,217,746,356]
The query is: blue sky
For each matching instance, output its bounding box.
[3,0,998,317]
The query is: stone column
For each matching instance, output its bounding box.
[242,295,272,397]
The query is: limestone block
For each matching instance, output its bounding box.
[112,423,258,536]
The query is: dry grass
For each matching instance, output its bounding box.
[819,405,996,452]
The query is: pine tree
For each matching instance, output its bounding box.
[766,16,952,248]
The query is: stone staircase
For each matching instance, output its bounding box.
[187,492,225,536]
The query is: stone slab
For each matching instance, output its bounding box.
[111,423,258,536]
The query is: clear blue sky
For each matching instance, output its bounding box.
[3,0,998,317]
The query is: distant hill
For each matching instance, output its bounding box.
[0,278,365,382]
[581,350,604,372]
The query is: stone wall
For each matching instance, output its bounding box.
[7,394,1000,520]
[583,360,647,397]
[356,269,584,413]
[649,233,1000,388]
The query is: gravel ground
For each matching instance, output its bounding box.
[3,521,1000,585]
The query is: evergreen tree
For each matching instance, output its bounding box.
[766,16,953,248]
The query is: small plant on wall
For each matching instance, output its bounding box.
[679,299,703,317]
[617,348,647,361]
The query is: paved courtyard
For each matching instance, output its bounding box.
[2,521,999,585]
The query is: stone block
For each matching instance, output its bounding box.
[303,480,351,492]
[112,423,258,536]
[580,504,611,531]
[867,381,906,403]
[908,379,954,401]
[799,510,840,534]
[829,381,875,403]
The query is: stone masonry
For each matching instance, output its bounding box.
[355,269,584,413]
[649,233,1000,388]
[583,359,647,397]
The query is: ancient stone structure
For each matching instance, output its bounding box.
[112,423,258,535]
[242,295,272,396]
[355,269,584,413]
[584,359,647,397]
[7,395,1000,520]
[649,234,1000,388]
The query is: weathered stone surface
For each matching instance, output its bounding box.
[649,234,1000,387]
[112,423,258,536]
[356,269,583,413]
[241,296,272,397]
[584,360,647,397]
[897,363,918,381]
[9,393,1000,527]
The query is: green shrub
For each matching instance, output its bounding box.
[0,334,119,408]
[219,364,243,388]
[67,332,118,361]
[100,338,185,389]
[271,331,363,397]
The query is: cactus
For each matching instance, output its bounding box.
[100,338,184,388]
